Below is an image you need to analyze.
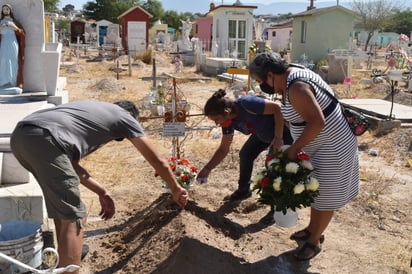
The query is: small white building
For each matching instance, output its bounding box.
[96,19,113,46]
[209,1,257,59]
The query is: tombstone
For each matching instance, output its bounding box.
[104,24,121,48]
[328,49,368,84]
[0,0,65,225]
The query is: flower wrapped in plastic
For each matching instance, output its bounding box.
[386,34,412,71]
[252,145,319,214]
[155,157,197,189]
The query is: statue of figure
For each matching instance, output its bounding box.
[0,4,25,89]
[180,18,193,48]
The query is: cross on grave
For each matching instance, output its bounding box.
[141,58,168,90]
[111,60,127,80]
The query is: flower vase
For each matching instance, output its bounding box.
[273,208,298,227]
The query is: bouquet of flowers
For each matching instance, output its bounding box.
[252,146,319,214]
[386,34,412,70]
[155,157,197,189]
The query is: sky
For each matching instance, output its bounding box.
[58,0,351,12]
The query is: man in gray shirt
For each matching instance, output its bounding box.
[10,100,188,272]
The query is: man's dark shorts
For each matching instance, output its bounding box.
[10,124,87,219]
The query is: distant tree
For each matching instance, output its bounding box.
[55,17,71,40]
[384,8,412,35]
[141,0,164,27]
[44,0,59,12]
[83,0,140,22]
[350,0,399,51]
[161,10,194,35]
[62,4,75,14]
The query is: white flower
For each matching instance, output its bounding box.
[306,177,319,191]
[279,145,291,152]
[300,160,314,170]
[267,158,280,167]
[293,183,305,194]
[285,162,299,173]
[273,177,282,191]
[253,170,266,184]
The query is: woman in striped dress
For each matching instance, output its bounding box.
[249,52,359,261]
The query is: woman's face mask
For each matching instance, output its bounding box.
[259,81,275,94]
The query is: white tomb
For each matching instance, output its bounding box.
[0,0,67,225]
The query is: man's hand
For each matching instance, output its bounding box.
[171,187,188,208]
[99,193,115,220]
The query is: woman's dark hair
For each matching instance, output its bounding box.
[204,89,235,116]
[114,100,139,119]
[249,52,289,81]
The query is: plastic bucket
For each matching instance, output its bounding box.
[0,220,43,273]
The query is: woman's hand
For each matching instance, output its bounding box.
[196,166,211,183]
[271,136,284,151]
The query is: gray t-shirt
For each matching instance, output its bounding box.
[17,100,144,161]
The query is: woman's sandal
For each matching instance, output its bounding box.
[289,228,325,244]
[294,242,322,261]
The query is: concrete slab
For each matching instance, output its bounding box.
[340,98,412,123]
[0,174,47,224]
[0,100,54,137]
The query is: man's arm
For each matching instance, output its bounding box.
[129,136,188,208]
[72,161,115,220]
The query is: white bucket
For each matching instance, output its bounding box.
[0,220,43,273]
[273,208,298,228]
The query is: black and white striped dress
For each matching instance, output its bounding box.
[281,68,359,210]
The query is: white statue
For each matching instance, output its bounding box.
[180,18,193,49]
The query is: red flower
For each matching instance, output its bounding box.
[179,159,190,165]
[261,176,269,188]
[175,171,181,176]
[297,151,310,161]
[181,174,189,182]
[190,166,197,172]
[265,155,274,163]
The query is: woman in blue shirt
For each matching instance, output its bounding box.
[198,89,292,206]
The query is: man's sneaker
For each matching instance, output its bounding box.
[224,189,252,201]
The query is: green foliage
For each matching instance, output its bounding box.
[142,0,164,27]
[384,9,412,35]
[55,17,70,33]
[43,0,59,12]
[83,0,140,22]
[62,4,75,14]
[162,11,194,32]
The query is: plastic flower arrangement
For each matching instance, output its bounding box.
[248,42,272,54]
[252,145,319,214]
[155,157,197,189]
[386,34,412,70]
